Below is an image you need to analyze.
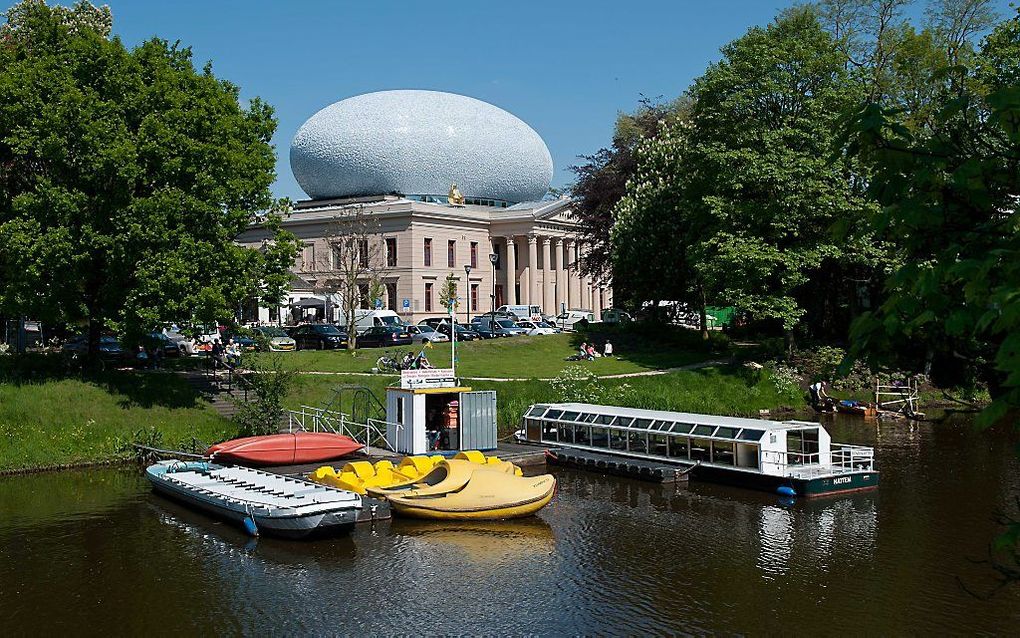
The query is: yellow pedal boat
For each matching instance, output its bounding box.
[386,467,556,520]
[308,451,520,496]
[365,457,519,499]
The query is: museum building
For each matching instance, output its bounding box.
[237,89,611,324]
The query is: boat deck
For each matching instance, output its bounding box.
[160,465,360,512]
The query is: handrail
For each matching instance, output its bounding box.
[286,404,401,451]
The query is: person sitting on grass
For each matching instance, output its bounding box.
[586,343,598,360]
[579,342,589,360]
[604,340,614,357]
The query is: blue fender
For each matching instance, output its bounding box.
[776,485,797,498]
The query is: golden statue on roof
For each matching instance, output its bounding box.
[448,183,465,206]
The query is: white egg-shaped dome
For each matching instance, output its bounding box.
[290,90,553,203]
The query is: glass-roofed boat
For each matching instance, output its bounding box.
[522,403,878,497]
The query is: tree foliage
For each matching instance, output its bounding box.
[568,99,681,289]
[614,9,890,342]
[845,7,1020,418]
[0,0,298,352]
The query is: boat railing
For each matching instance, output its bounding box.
[764,443,875,477]
[286,405,400,452]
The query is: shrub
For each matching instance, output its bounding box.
[233,355,296,437]
[765,361,801,395]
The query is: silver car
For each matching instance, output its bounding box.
[405,324,450,344]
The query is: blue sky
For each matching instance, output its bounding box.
[4,0,1013,200]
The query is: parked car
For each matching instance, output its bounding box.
[253,326,297,351]
[145,332,181,357]
[62,335,130,361]
[469,321,511,339]
[352,309,406,334]
[221,331,258,352]
[471,316,526,336]
[357,326,413,348]
[405,324,450,344]
[601,309,633,324]
[552,309,597,331]
[291,324,349,350]
[514,320,557,336]
[439,324,479,341]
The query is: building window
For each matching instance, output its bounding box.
[386,238,397,267]
[424,238,432,267]
[386,282,398,310]
[470,284,479,312]
[514,244,519,271]
[470,242,478,268]
[301,243,315,271]
[358,239,369,268]
[331,243,342,270]
[424,282,433,312]
[495,284,504,308]
[358,283,369,308]
[493,244,501,270]
[448,240,456,268]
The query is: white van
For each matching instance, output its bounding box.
[553,309,597,331]
[351,309,404,334]
[497,304,542,321]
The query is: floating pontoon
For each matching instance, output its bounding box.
[522,403,878,497]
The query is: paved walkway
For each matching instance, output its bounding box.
[287,358,732,382]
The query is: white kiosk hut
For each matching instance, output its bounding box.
[385,369,498,455]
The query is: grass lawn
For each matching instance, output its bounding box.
[0,373,234,472]
[285,365,801,437]
[264,332,718,378]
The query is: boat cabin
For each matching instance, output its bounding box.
[523,403,878,496]
[385,368,497,455]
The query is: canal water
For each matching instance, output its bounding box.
[1,415,1018,634]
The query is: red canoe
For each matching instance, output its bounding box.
[205,432,364,466]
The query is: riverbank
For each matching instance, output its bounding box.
[0,374,233,472]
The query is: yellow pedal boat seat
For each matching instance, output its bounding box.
[365,458,515,499]
[388,471,556,520]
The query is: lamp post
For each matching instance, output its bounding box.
[463,264,472,324]
[488,252,498,322]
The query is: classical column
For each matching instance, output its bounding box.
[578,242,590,310]
[540,237,553,314]
[553,238,564,314]
[527,235,538,307]
[566,239,577,309]
[505,236,517,305]
[593,284,602,318]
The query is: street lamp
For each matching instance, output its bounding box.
[488,252,498,321]
[463,263,472,324]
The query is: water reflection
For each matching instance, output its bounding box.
[756,496,878,578]
[392,518,555,564]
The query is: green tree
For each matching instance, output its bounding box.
[615,9,890,345]
[569,99,684,295]
[438,273,458,313]
[0,0,298,354]
[845,7,1020,413]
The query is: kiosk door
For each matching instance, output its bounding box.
[458,391,497,451]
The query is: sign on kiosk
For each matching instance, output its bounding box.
[400,368,457,389]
